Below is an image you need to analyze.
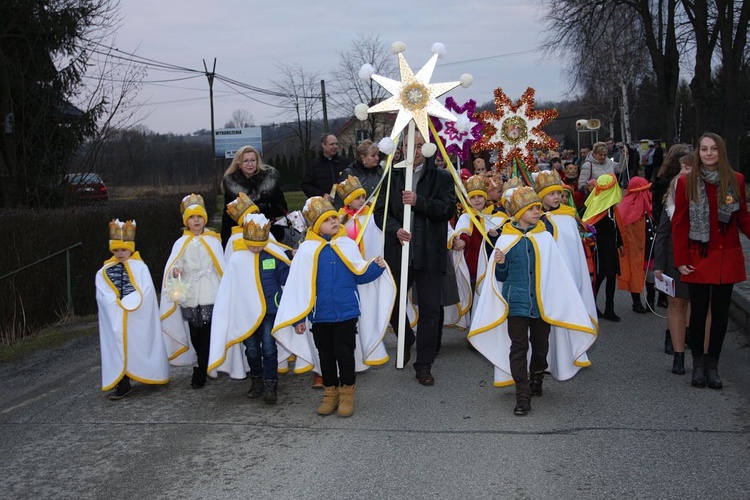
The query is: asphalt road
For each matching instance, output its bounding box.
[1,291,749,500]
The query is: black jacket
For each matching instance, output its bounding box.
[301,153,347,198]
[340,160,384,199]
[373,158,456,273]
[221,166,288,246]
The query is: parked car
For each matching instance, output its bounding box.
[62,173,108,202]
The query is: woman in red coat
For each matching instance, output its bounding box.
[672,133,750,389]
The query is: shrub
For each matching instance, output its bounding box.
[0,192,217,346]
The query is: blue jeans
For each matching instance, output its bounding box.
[243,314,278,380]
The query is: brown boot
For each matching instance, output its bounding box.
[316,386,339,415]
[337,384,356,417]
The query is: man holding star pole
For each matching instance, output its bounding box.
[365,41,471,385]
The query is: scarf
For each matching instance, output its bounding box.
[689,168,739,244]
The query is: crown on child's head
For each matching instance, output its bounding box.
[180,193,205,214]
[302,196,338,233]
[509,186,542,218]
[465,175,487,199]
[535,170,563,199]
[227,192,259,223]
[242,213,271,246]
[485,174,503,192]
[503,177,523,193]
[336,176,366,206]
[108,219,137,252]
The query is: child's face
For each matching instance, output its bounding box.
[348,195,366,212]
[517,204,541,228]
[247,244,266,254]
[474,161,487,175]
[469,194,487,211]
[113,248,132,262]
[487,187,503,202]
[318,215,341,236]
[187,215,206,235]
[565,164,578,178]
[561,190,570,204]
[542,190,561,210]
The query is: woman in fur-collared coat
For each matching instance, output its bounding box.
[221,145,288,247]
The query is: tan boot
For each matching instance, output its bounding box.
[316,386,339,415]
[337,384,356,417]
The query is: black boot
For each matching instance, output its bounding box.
[691,355,706,388]
[664,329,674,355]
[631,293,647,313]
[109,376,132,400]
[513,397,531,416]
[247,375,263,398]
[672,352,685,375]
[705,356,723,390]
[191,367,205,389]
[262,379,278,404]
[603,307,621,322]
[530,371,544,397]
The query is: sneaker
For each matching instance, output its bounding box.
[247,376,263,399]
[262,379,278,404]
[108,380,131,401]
[513,399,531,416]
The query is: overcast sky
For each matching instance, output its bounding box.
[111,1,571,135]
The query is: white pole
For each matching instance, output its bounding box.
[396,121,416,369]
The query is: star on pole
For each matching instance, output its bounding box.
[367,51,461,141]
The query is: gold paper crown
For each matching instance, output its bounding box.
[509,186,542,218]
[180,193,205,215]
[226,192,259,222]
[108,219,136,241]
[485,174,503,192]
[503,177,523,193]
[336,175,366,206]
[302,196,338,233]
[535,170,563,198]
[465,175,487,198]
[242,217,271,245]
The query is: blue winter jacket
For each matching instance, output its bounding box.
[494,223,541,318]
[309,236,384,323]
[258,250,290,315]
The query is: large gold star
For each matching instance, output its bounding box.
[368,52,461,140]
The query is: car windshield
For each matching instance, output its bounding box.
[66,173,102,184]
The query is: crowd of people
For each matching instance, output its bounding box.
[95,131,749,417]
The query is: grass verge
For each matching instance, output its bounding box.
[0,315,98,363]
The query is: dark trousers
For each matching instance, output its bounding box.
[311,319,357,387]
[189,324,211,383]
[507,316,550,401]
[595,273,617,310]
[389,269,443,367]
[687,283,734,358]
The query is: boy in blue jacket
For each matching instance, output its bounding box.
[273,196,393,418]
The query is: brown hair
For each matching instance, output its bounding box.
[356,140,378,161]
[685,133,738,203]
[657,144,691,180]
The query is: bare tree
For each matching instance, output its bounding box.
[270,63,322,156]
[224,108,255,128]
[330,33,398,140]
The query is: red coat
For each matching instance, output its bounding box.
[672,172,750,284]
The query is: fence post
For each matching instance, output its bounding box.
[66,248,74,315]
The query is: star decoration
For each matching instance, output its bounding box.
[368,52,461,141]
[472,87,558,170]
[430,98,483,162]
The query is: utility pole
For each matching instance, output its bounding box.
[203,58,220,194]
[321,79,329,133]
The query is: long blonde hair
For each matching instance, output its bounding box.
[224,145,267,177]
[685,133,738,203]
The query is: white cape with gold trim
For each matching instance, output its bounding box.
[207,240,292,379]
[96,255,170,391]
[468,224,597,386]
[545,208,599,366]
[344,210,383,260]
[159,231,225,366]
[224,226,284,262]
[272,231,395,374]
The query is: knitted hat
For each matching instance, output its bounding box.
[242,213,271,246]
[336,175,366,206]
[302,196,339,234]
[535,170,563,199]
[226,192,259,224]
[509,187,542,219]
[180,193,208,226]
[109,219,136,253]
[465,175,487,199]
[582,174,623,223]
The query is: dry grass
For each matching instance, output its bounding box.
[110,184,215,201]
[0,315,98,363]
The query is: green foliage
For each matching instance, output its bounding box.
[283,191,307,211]
[0,192,216,346]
